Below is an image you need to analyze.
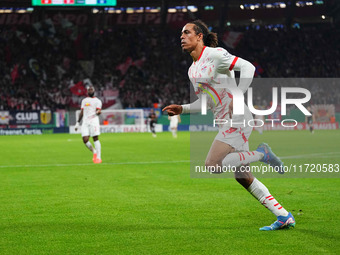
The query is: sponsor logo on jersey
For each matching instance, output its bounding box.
[196,82,222,106]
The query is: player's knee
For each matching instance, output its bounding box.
[205,159,223,174]
[205,159,219,167]
[82,137,89,143]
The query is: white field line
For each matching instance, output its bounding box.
[0,160,191,169]
[0,152,339,169]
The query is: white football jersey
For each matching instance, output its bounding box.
[81,97,102,124]
[188,46,252,121]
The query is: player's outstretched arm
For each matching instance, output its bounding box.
[163,98,202,115]
[232,57,256,94]
[162,105,183,116]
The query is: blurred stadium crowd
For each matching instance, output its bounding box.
[0,21,339,111]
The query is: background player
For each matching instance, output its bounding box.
[75,85,103,164]
[148,109,158,137]
[168,115,181,138]
[163,20,295,231]
[306,106,314,134]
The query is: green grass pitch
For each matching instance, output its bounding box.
[0,130,340,254]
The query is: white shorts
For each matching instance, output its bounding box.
[214,124,252,152]
[81,122,100,137]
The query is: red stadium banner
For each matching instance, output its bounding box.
[70,81,87,96]
[0,13,190,27]
[222,31,244,49]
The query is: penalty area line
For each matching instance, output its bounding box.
[0,160,191,169]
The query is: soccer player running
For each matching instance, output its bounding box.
[305,106,314,134]
[75,85,103,164]
[149,109,158,137]
[162,20,295,231]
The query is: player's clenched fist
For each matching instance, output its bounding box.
[75,122,80,131]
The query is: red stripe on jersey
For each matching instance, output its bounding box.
[241,153,245,161]
[204,83,222,105]
[269,197,275,201]
[226,127,237,134]
[274,203,280,207]
[278,206,283,210]
[229,57,239,71]
[247,152,251,156]
[197,46,206,62]
[241,132,248,143]
[251,151,255,156]
[227,92,233,99]
[238,153,242,161]
[265,195,272,199]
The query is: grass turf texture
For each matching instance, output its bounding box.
[0,130,339,254]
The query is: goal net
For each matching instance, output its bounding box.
[75,109,146,133]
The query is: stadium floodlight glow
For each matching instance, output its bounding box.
[16,9,27,13]
[240,5,244,10]
[187,5,198,12]
[280,3,286,8]
[250,5,255,10]
[149,7,160,13]
[321,15,325,19]
[126,8,134,13]
[296,1,308,7]
[32,0,116,6]
[168,8,176,13]
[251,18,256,22]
